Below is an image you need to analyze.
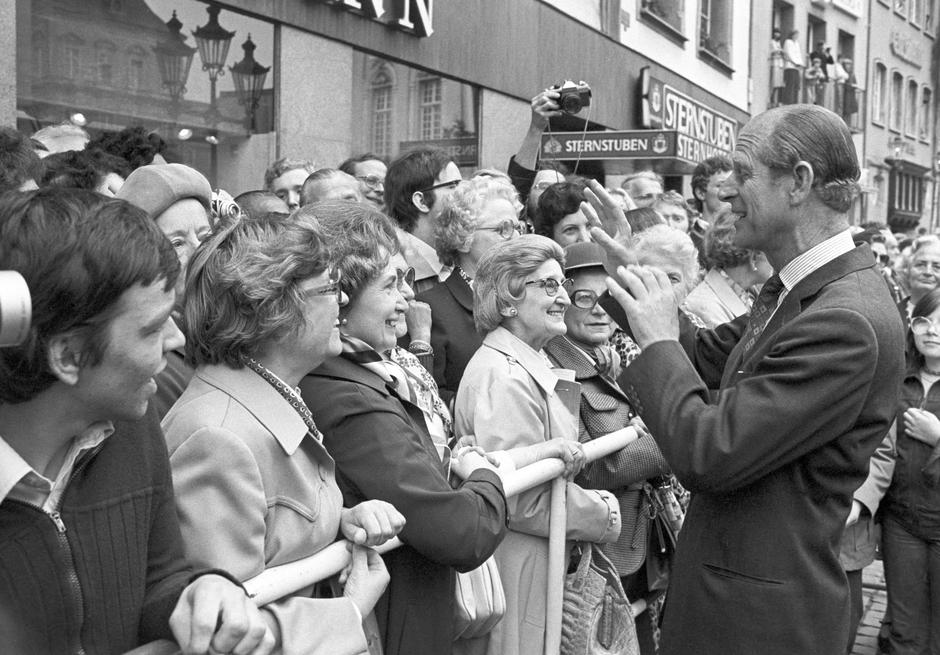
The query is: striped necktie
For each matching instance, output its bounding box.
[738,274,785,360]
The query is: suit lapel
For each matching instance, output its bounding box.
[445,271,474,312]
[722,245,875,387]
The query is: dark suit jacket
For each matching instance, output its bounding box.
[619,244,904,655]
[301,356,508,655]
[545,336,669,576]
[417,274,481,403]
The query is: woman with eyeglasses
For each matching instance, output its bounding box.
[418,177,524,401]
[163,212,407,655]
[298,202,509,655]
[880,286,940,655]
[454,235,622,655]
[541,241,672,654]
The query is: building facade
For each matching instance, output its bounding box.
[5,0,750,197]
[750,0,937,232]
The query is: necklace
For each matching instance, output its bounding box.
[243,357,322,440]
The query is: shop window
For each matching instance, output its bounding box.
[890,71,904,131]
[907,79,919,135]
[640,0,685,41]
[370,66,393,160]
[698,0,732,68]
[921,87,932,140]
[418,76,442,141]
[351,51,480,167]
[872,62,887,125]
[17,0,276,190]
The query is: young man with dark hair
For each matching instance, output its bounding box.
[0,188,272,655]
[0,127,42,193]
[384,147,461,292]
[339,153,387,209]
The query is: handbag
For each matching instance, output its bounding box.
[644,476,685,592]
[453,555,506,640]
[561,543,640,655]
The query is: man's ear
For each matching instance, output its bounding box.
[46,332,86,387]
[790,161,815,204]
[412,190,431,214]
[693,186,706,202]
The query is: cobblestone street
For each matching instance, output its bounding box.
[852,560,888,655]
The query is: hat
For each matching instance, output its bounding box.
[116,163,211,219]
[564,241,608,274]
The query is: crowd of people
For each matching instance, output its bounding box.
[0,93,935,655]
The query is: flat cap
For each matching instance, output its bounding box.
[563,241,608,273]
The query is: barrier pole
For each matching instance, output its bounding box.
[544,476,568,655]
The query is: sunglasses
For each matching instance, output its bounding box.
[569,289,601,310]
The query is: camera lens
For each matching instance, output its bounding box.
[561,95,582,114]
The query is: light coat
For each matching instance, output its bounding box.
[163,364,371,655]
[683,268,750,329]
[455,327,621,655]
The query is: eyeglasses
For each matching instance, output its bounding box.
[524,277,573,296]
[395,267,416,291]
[419,179,461,194]
[356,175,385,189]
[912,316,940,335]
[310,268,344,304]
[569,289,600,310]
[912,261,940,273]
[475,220,522,240]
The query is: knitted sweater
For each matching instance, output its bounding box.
[0,406,192,654]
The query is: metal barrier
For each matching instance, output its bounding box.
[127,427,641,655]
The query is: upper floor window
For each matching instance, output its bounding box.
[926,0,935,31]
[640,0,685,39]
[370,66,393,159]
[96,42,116,86]
[912,0,922,24]
[699,0,733,66]
[890,71,904,131]
[872,62,887,124]
[418,76,442,141]
[921,87,933,139]
[63,35,83,80]
[907,79,919,134]
[896,0,908,16]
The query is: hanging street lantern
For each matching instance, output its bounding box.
[153,11,196,106]
[230,35,270,133]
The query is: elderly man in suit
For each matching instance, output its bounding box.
[594,104,905,655]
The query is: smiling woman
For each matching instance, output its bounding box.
[455,235,622,655]
[299,200,509,655]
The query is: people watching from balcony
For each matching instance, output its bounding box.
[805,57,827,105]
[782,29,804,105]
[770,28,785,107]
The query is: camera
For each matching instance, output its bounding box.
[0,271,31,347]
[550,80,592,115]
